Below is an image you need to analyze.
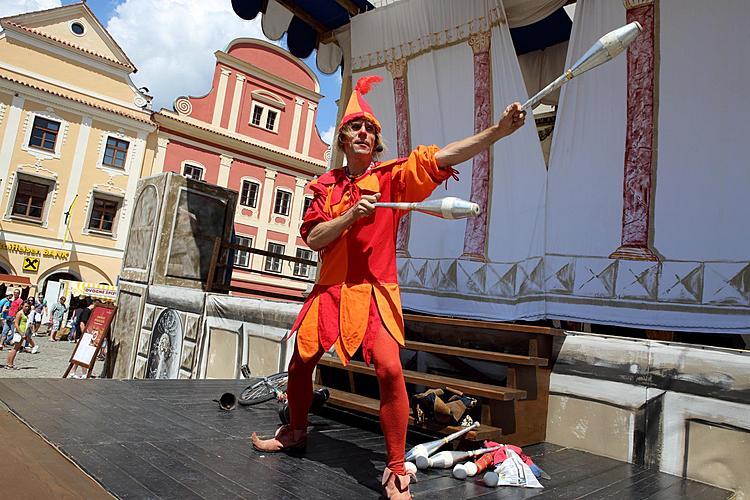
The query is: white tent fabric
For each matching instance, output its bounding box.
[545,0,750,332]
[351,0,548,321]
[502,0,568,27]
[261,0,293,41]
[517,41,568,107]
[344,0,750,332]
[316,42,344,75]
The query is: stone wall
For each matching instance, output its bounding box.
[546,333,750,497]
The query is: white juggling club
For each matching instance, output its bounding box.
[522,22,643,111]
[453,450,495,479]
[415,444,503,470]
[404,422,480,463]
[375,197,480,220]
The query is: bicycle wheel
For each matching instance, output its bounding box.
[238,371,288,406]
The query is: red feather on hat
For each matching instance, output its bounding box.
[355,75,383,95]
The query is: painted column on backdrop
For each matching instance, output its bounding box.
[462,30,492,261]
[610,0,659,261]
[387,57,413,257]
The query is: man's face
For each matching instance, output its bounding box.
[13,290,19,299]
[342,119,377,159]
[22,303,30,314]
[60,297,65,304]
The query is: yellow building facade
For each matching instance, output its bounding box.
[0,3,155,297]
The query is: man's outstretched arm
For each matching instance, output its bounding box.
[435,102,526,169]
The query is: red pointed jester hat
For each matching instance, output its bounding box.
[339,75,383,132]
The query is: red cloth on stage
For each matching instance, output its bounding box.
[290,145,456,365]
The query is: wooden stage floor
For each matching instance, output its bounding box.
[0,379,731,499]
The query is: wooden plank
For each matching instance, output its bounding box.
[404,340,548,366]
[323,388,502,441]
[318,357,527,401]
[404,313,564,336]
[0,411,114,499]
[0,379,734,500]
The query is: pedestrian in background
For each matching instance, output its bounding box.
[5,301,37,369]
[31,298,44,336]
[67,301,85,342]
[49,296,68,342]
[0,292,11,350]
[2,289,22,346]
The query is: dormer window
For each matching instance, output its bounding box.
[249,90,285,134]
[250,102,280,133]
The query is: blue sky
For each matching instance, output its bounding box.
[3,0,343,143]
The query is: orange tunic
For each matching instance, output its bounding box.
[291,145,457,365]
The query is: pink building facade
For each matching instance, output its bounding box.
[151,38,329,298]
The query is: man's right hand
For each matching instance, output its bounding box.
[348,193,381,222]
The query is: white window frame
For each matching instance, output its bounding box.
[249,102,281,133]
[21,109,67,160]
[96,130,133,174]
[293,248,316,278]
[273,188,292,217]
[182,161,204,181]
[233,235,253,269]
[84,191,125,238]
[301,195,313,219]
[265,242,285,274]
[6,172,56,226]
[69,19,86,37]
[239,178,261,208]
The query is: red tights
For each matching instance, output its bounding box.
[286,326,408,475]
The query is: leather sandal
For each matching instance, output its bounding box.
[381,466,413,499]
[251,424,307,452]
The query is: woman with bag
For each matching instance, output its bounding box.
[6,301,36,369]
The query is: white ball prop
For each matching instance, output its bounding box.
[404,461,417,476]
[464,462,478,477]
[452,463,467,480]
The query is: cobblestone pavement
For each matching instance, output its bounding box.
[0,327,104,378]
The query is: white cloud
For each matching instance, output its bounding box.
[0,0,61,18]
[106,0,267,112]
[321,125,335,145]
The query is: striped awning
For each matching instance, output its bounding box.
[69,282,117,301]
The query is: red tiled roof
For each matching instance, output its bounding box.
[0,71,152,124]
[156,111,327,169]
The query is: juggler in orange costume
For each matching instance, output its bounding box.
[252,76,527,500]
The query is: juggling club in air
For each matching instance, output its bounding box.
[452,451,495,479]
[375,197,480,220]
[404,422,480,463]
[522,22,643,111]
